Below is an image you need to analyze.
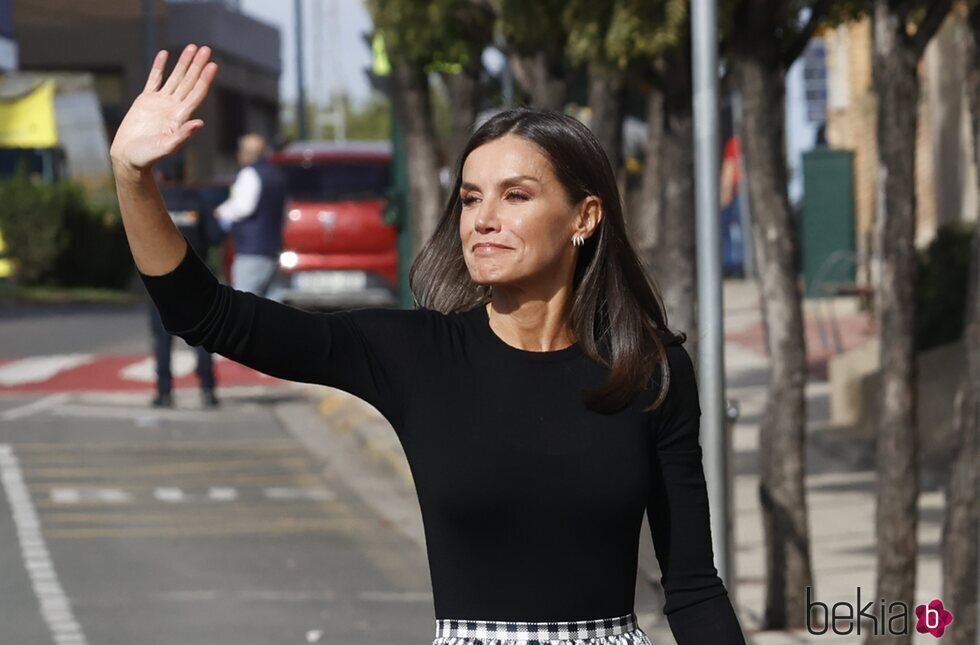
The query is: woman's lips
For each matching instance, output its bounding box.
[473,243,511,255]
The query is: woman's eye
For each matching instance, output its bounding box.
[461,195,479,206]
[507,192,530,201]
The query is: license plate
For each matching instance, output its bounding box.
[293,271,367,293]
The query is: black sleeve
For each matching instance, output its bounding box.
[137,240,424,430]
[647,344,747,644]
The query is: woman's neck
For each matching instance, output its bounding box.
[485,296,576,352]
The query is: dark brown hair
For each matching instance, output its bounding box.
[408,107,685,414]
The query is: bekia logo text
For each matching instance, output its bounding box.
[807,587,954,637]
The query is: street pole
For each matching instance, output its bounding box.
[691,0,735,606]
[143,0,156,76]
[294,0,309,140]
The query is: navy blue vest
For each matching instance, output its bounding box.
[161,185,219,258]
[231,159,287,258]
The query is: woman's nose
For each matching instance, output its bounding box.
[475,201,499,232]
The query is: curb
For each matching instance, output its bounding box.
[316,388,416,491]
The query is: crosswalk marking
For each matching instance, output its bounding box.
[0,354,94,386]
[1,445,90,645]
[47,486,334,505]
[0,352,279,393]
[264,487,335,501]
[0,394,72,422]
[119,350,200,383]
[208,487,238,501]
[50,489,132,504]
[153,487,185,503]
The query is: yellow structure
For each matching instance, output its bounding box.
[0,228,12,279]
[0,80,58,148]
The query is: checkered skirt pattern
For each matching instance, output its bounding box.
[431,611,652,644]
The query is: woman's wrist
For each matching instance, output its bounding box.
[111,158,152,186]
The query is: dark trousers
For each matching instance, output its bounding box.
[148,302,216,394]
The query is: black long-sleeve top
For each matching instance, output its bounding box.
[138,242,747,644]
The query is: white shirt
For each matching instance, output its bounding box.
[215,166,262,231]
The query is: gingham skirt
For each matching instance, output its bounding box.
[431,611,652,644]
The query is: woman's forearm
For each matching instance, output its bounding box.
[108,43,218,276]
[112,161,189,276]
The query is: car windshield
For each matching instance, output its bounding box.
[280,161,390,202]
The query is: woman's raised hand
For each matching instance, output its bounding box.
[109,44,218,174]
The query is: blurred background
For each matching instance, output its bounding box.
[0,1,976,644]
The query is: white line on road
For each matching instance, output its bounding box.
[1,393,73,422]
[153,487,185,503]
[356,590,433,602]
[49,404,222,423]
[151,589,430,603]
[50,489,81,504]
[50,488,134,504]
[264,487,335,502]
[0,444,89,645]
[45,486,338,505]
[207,487,238,501]
[119,350,200,383]
[0,355,95,387]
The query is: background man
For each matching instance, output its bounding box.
[148,155,222,408]
[215,133,288,298]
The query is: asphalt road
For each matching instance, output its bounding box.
[0,303,437,645]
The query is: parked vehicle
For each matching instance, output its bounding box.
[268,140,399,310]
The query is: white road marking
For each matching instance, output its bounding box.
[45,486,338,505]
[207,487,238,501]
[153,487,185,502]
[97,489,131,504]
[154,589,431,603]
[357,590,433,602]
[0,444,89,645]
[0,394,73,421]
[50,488,133,505]
[119,350,199,383]
[50,489,81,504]
[264,487,335,502]
[0,355,94,386]
[49,405,221,423]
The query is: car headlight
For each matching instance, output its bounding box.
[280,251,298,269]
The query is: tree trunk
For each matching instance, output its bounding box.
[866,6,921,643]
[508,51,566,110]
[443,64,481,170]
[733,49,813,630]
[654,80,698,363]
[941,236,979,645]
[941,9,980,645]
[634,84,665,278]
[587,69,626,176]
[392,58,444,258]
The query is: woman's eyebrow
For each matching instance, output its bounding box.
[460,175,541,191]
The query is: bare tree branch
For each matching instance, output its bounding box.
[912,0,954,60]
[781,0,831,70]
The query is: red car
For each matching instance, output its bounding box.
[268,140,399,310]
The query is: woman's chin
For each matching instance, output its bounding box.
[469,268,512,286]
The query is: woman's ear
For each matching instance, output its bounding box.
[578,196,603,238]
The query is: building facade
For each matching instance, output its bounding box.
[0,0,16,71]
[823,6,978,286]
[14,0,281,181]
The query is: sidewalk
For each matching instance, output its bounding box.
[722,279,943,645]
[310,283,946,644]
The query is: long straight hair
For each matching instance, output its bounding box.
[408,107,686,414]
